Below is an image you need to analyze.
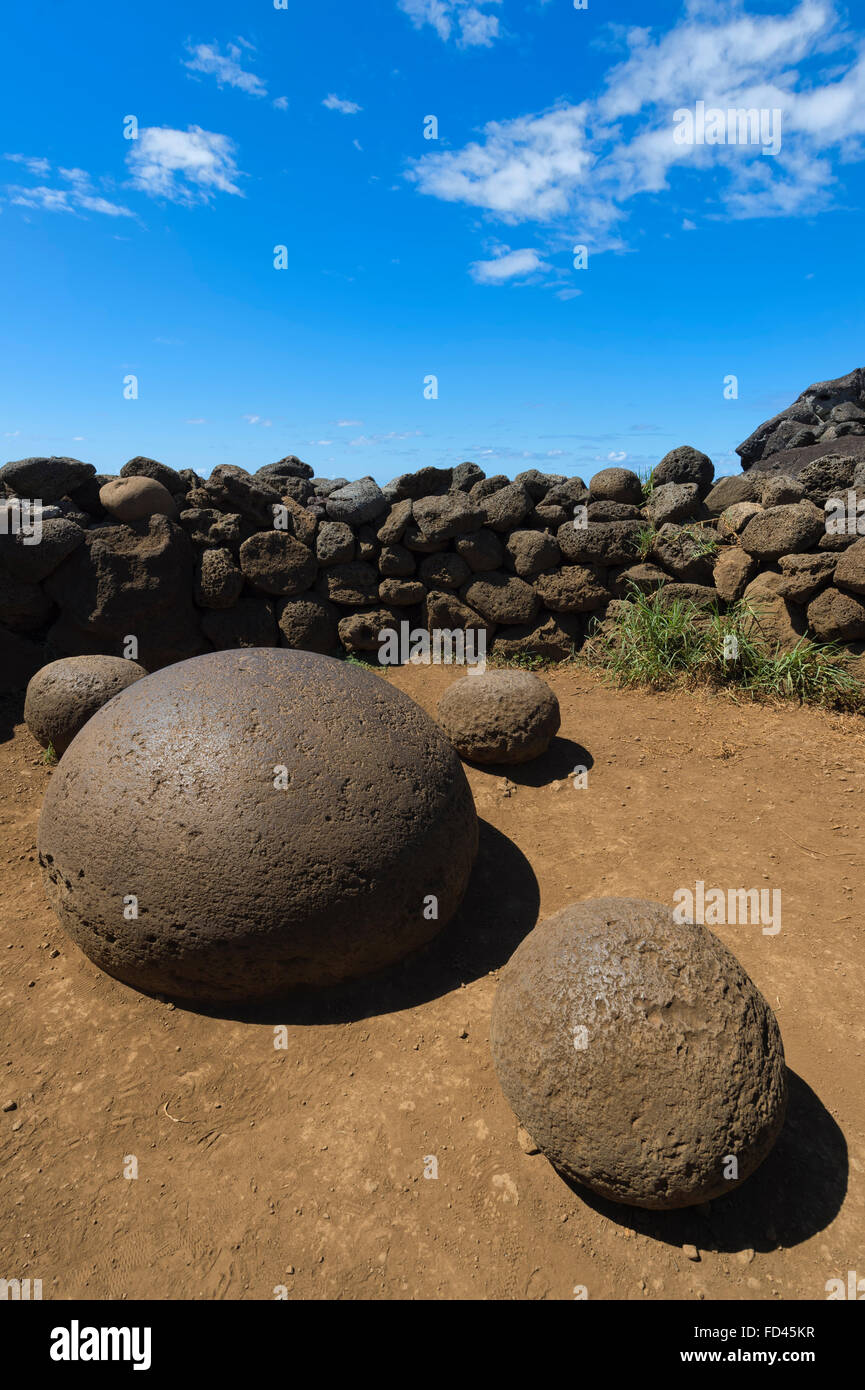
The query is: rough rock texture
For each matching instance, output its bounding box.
[742,576,807,654]
[194,548,244,610]
[436,669,560,765]
[739,502,826,561]
[713,548,758,602]
[807,586,865,642]
[0,455,96,503]
[652,446,714,497]
[239,532,317,596]
[643,482,700,527]
[737,368,865,472]
[24,654,147,756]
[0,517,85,583]
[588,467,642,506]
[461,573,540,626]
[39,648,478,1000]
[42,517,203,671]
[534,565,611,613]
[489,898,787,1209]
[325,478,387,525]
[277,594,340,654]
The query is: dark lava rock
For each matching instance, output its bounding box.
[1,517,85,583]
[317,560,380,607]
[201,596,277,649]
[558,520,642,567]
[437,670,560,765]
[277,594,341,654]
[194,548,245,609]
[480,483,532,533]
[316,521,355,566]
[490,898,787,1209]
[120,457,188,496]
[326,477,387,525]
[738,502,825,561]
[0,569,55,632]
[454,529,505,573]
[588,467,643,506]
[378,543,416,578]
[807,586,865,642]
[256,456,314,482]
[461,572,540,626]
[238,532,317,596]
[204,467,282,527]
[24,654,147,756]
[506,530,561,579]
[450,462,486,492]
[703,472,760,515]
[0,456,96,503]
[413,492,485,542]
[383,466,453,501]
[38,648,478,999]
[417,552,470,590]
[534,565,611,613]
[643,482,700,527]
[378,578,426,606]
[651,446,714,497]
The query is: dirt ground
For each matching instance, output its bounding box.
[1,664,863,1301]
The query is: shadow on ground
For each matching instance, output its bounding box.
[560,1070,847,1255]
[466,737,594,789]
[195,818,540,1026]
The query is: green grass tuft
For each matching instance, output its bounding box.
[583,584,865,712]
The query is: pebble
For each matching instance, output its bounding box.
[2,1100,17,1112]
[516,1126,540,1155]
[683,1244,700,1261]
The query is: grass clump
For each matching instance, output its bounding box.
[584,584,865,713]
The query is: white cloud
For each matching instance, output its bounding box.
[407,0,865,273]
[126,125,243,203]
[273,96,289,111]
[5,182,133,218]
[4,153,51,176]
[337,419,363,427]
[397,0,502,48]
[469,246,551,283]
[323,94,363,114]
[349,429,422,446]
[184,41,267,97]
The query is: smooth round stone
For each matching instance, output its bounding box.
[24,655,147,756]
[436,669,560,764]
[99,476,178,521]
[38,648,478,1001]
[490,898,787,1209]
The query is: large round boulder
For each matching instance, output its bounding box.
[24,655,147,756]
[99,476,178,522]
[38,648,478,1000]
[490,898,787,1209]
[436,669,560,764]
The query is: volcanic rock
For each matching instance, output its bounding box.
[38,648,478,998]
[489,898,787,1208]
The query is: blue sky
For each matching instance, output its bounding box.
[2,0,864,484]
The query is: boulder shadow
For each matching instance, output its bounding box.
[0,691,26,746]
[468,738,593,789]
[197,818,540,1025]
[557,1070,847,1255]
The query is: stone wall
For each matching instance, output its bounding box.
[3,445,865,692]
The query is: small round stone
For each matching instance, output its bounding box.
[490,898,787,1209]
[38,648,478,1000]
[436,669,560,764]
[24,655,147,756]
[99,476,178,521]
